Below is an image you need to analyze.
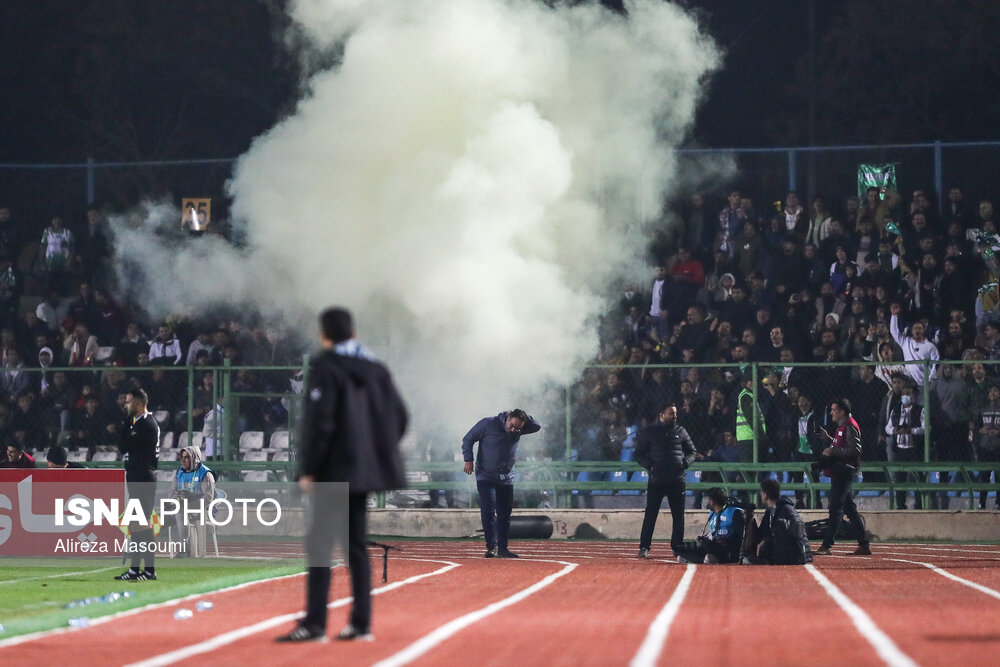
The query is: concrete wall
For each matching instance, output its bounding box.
[367,508,1000,543]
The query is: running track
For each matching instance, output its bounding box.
[2,541,999,666]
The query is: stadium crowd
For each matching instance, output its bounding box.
[2,183,999,510]
[543,185,1000,510]
[0,205,302,469]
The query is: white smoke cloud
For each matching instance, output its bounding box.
[111,0,723,452]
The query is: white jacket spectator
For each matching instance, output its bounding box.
[148,324,183,365]
[185,331,215,366]
[889,308,939,386]
[35,291,70,333]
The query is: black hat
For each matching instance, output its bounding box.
[47,445,68,466]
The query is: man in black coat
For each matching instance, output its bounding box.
[635,403,697,559]
[753,479,812,565]
[115,387,160,581]
[278,307,407,643]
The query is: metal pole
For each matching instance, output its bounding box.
[751,362,759,464]
[923,359,931,463]
[787,149,797,193]
[933,141,943,216]
[210,366,219,460]
[186,364,195,457]
[86,157,95,205]
[564,379,572,461]
[806,0,816,198]
[222,359,234,462]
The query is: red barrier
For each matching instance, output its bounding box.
[0,469,126,557]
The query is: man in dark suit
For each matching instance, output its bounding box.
[635,403,697,559]
[278,307,408,643]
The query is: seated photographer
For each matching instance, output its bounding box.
[751,479,812,565]
[675,487,745,564]
[169,444,216,558]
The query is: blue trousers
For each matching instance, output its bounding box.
[477,481,514,550]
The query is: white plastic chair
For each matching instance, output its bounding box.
[268,430,289,451]
[238,431,265,452]
[177,432,204,451]
[160,431,175,449]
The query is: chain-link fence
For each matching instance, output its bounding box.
[5,359,995,510]
[3,141,1000,236]
[1,363,304,483]
[675,141,1000,209]
[0,159,234,240]
[531,360,999,466]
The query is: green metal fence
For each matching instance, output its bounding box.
[13,358,998,507]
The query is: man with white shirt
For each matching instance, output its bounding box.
[889,303,939,386]
[649,266,667,319]
[649,266,671,339]
[885,382,926,510]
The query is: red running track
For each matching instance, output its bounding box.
[2,541,1000,666]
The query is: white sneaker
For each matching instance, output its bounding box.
[336,624,374,642]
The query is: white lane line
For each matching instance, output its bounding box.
[819,549,1000,561]
[902,546,1000,554]
[629,563,696,667]
[887,558,1000,601]
[0,571,307,650]
[126,559,460,667]
[0,566,119,585]
[372,559,579,667]
[805,564,918,667]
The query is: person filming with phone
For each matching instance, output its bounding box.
[813,398,871,556]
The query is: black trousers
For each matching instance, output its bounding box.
[978,448,1000,509]
[891,446,924,510]
[639,477,686,551]
[822,464,868,549]
[674,538,732,564]
[477,481,514,550]
[304,493,370,632]
[126,480,156,570]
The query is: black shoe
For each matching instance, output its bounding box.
[637,548,650,559]
[496,549,519,558]
[484,547,498,558]
[337,624,374,642]
[114,569,141,581]
[276,625,327,643]
[139,570,156,581]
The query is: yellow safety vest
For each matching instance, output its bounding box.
[735,388,765,442]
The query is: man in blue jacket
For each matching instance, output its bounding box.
[674,487,745,564]
[462,409,541,558]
